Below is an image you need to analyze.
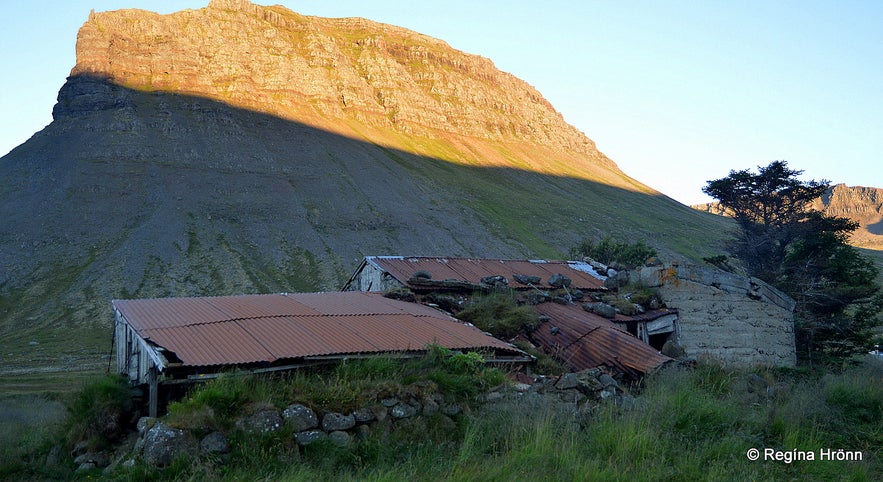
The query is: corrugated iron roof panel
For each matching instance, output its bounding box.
[141,324,274,366]
[531,303,671,377]
[286,291,438,316]
[367,257,605,291]
[241,316,376,358]
[114,292,523,369]
[115,297,231,329]
[209,294,323,319]
[114,293,324,329]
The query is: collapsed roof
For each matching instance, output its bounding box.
[345,256,674,377]
[344,256,607,292]
[113,291,528,374]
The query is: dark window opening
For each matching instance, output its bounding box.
[625,321,638,338]
[648,332,670,351]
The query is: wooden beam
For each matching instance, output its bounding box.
[148,367,158,418]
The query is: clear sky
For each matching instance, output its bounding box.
[2,1,881,205]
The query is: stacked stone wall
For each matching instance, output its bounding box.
[639,264,796,367]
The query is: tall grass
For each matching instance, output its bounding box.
[5,357,881,480]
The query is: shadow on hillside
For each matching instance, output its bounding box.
[23,74,734,260]
[0,74,740,376]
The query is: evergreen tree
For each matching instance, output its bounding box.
[703,161,880,364]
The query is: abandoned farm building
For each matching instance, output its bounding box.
[344,256,677,376]
[343,256,799,369]
[344,256,608,293]
[113,291,528,414]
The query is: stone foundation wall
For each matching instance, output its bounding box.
[639,264,796,367]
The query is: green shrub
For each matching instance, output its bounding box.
[455,293,539,338]
[445,352,485,375]
[513,340,565,376]
[569,235,657,269]
[625,284,661,307]
[63,374,133,450]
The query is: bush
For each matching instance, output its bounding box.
[455,293,539,339]
[63,374,133,450]
[569,235,657,269]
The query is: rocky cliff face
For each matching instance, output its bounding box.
[0,0,733,374]
[813,184,883,249]
[67,0,613,177]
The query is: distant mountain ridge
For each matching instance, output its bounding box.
[692,184,883,250]
[0,0,733,375]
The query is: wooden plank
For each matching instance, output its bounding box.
[148,367,158,418]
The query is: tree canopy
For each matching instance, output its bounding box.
[703,160,880,364]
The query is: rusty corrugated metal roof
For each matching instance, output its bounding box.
[529,303,672,377]
[364,256,606,291]
[113,292,523,369]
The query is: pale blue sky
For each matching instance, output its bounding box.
[2,1,880,204]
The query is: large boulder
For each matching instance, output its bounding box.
[200,431,230,455]
[140,421,196,468]
[282,403,318,432]
[235,408,283,433]
[322,412,356,431]
[548,274,572,288]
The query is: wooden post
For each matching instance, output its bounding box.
[148,367,158,418]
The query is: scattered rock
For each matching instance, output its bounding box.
[45,445,62,467]
[322,412,356,431]
[599,373,619,390]
[136,416,157,435]
[328,430,352,447]
[584,302,616,319]
[441,404,462,416]
[422,398,439,416]
[548,273,572,288]
[140,421,196,468]
[70,440,89,458]
[283,403,318,431]
[513,274,542,285]
[200,431,230,454]
[351,407,376,424]
[74,451,110,468]
[555,373,580,390]
[412,270,432,280]
[390,403,418,419]
[236,408,282,433]
[558,390,586,403]
[661,338,686,358]
[526,292,551,305]
[603,270,629,289]
[513,383,532,392]
[480,275,508,287]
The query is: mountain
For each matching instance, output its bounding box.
[0,0,734,379]
[692,184,883,251]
